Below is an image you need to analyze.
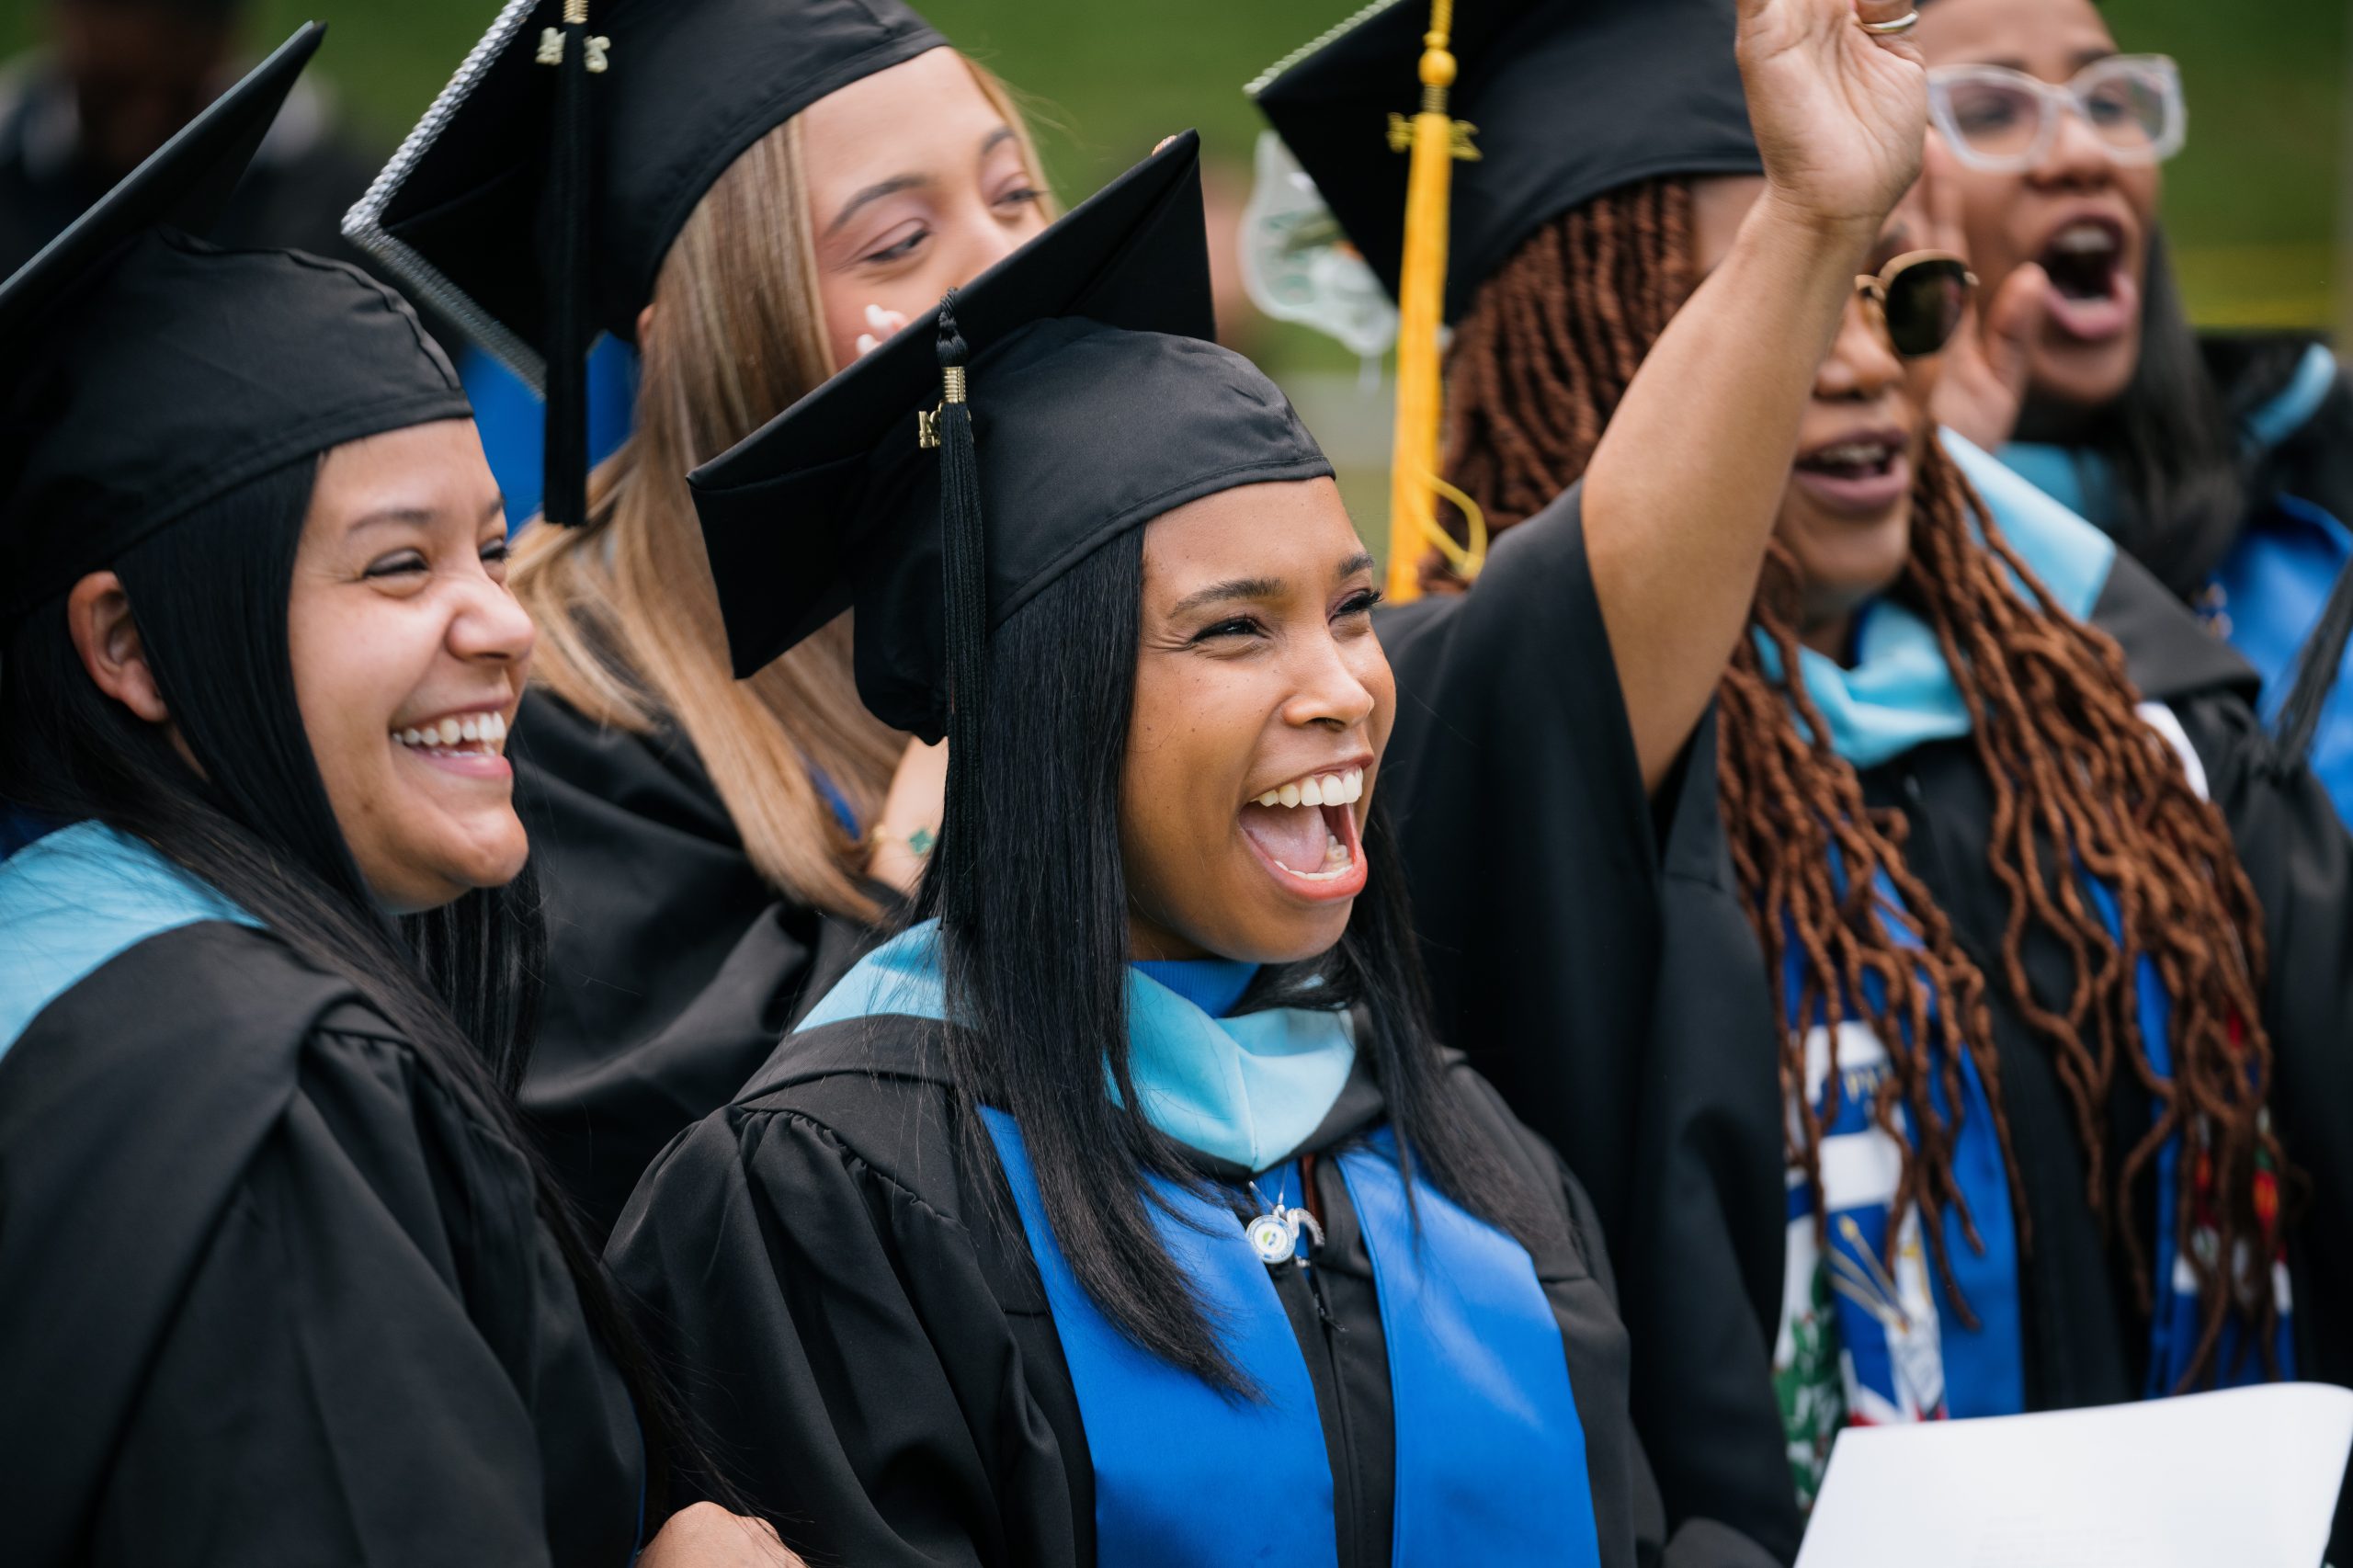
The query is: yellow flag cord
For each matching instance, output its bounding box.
[1384,0,1485,601]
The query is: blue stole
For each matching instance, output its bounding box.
[802,926,1603,1567]
[0,820,259,1062]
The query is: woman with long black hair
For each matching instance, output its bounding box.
[607,0,1926,1549]
[0,32,783,1568]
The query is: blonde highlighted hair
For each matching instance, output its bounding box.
[514,59,1046,923]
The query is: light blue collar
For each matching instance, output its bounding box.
[1757,429,2118,770]
[799,921,1356,1172]
[2001,344,2343,525]
[0,821,258,1060]
[2244,343,2341,453]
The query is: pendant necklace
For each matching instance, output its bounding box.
[1244,1173,1325,1268]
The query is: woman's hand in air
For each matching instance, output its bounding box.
[637,1502,803,1567]
[1737,0,1929,241]
[1921,132,2048,452]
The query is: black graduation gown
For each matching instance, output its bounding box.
[1384,497,2353,1561]
[0,920,642,1568]
[1374,487,1677,1265]
[608,1017,1777,1568]
[511,688,880,1239]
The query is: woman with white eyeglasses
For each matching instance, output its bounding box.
[1914,0,2353,827]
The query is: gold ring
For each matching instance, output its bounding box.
[1859,8,1920,33]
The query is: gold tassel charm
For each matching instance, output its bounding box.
[538,1,609,72]
[1385,0,1485,601]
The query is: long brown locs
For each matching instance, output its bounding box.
[1443,176,2291,1386]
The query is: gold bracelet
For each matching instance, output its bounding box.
[867,823,937,858]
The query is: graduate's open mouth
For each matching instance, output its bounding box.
[1792,427,1912,517]
[391,704,514,779]
[2035,214,2138,344]
[1238,763,1369,902]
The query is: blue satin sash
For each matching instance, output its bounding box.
[980,1112,1602,1567]
[1337,1130,1601,1565]
[980,1108,1336,1568]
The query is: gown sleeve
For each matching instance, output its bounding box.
[514,691,883,1242]
[606,1081,1084,1568]
[21,1002,640,1568]
[1377,483,1680,1251]
[2170,691,2353,1557]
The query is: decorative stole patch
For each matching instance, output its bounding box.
[980,1112,1602,1567]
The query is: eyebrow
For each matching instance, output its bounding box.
[826,126,1026,240]
[826,173,931,237]
[1169,575,1285,618]
[1166,551,1377,619]
[348,494,507,533]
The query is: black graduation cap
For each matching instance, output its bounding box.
[345,0,948,527]
[1251,0,1761,321]
[0,24,471,625]
[688,131,1334,744]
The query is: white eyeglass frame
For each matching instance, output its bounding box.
[1927,53,2188,174]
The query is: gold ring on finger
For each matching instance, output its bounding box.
[1859,9,1920,34]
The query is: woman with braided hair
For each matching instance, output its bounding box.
[1260,0,2353,1560]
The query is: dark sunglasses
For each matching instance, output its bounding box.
[1855,251,1977,358]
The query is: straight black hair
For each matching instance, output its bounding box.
[915,523,1537,1392]
[2020,229,2246,599]
[0,457,690,1517]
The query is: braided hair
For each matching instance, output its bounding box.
[1441,177,2290,1383]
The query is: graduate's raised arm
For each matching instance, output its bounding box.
[1581,0,1926,790]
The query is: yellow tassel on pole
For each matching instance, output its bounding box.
[1384,0,1482,602]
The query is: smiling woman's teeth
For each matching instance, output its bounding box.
[1256,767,1364,810]
[393,710,509,756]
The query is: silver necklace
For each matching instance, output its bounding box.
[1244,1173,1325,1268]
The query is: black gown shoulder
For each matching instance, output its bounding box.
[0,919,642,1568]
[510,688,881,1238]
[1377,483,1688,1254]
[608,1015,1777,1568]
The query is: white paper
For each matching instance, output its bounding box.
[1796,1383,2353,1568]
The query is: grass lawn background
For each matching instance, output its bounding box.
[10,0,2341,534]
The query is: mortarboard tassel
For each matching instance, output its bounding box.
[931,290,988,899]
[539,0,603,527]
[1385,0,1486,600]
[2274,556,2353,767]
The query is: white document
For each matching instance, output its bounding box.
[1796,1383,2353,1568]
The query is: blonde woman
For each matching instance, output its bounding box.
[352,0,1051,1236]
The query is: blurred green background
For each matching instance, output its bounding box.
[6,0,2342,336]
[6,0,2344,522]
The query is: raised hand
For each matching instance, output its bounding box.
[1921,131,2047,451]
[1737,0,1929,238]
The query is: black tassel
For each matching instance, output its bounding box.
[540,3,593,527]
[934,289,987,899]
[2273,554,2353,767]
